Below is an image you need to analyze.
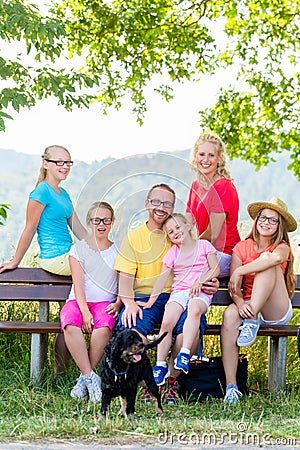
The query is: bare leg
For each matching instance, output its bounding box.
[54,333,71,377]
[63,325,92,375]
[250,265,290,320]
[221,303,241,386]
[182,298,207,350]
[157,303,183,362]
[89,327,112,370]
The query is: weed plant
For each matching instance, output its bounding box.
[0,301,300,444]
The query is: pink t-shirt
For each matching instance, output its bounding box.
[186,178,240,255]
[162,239,217,298]
[233,239,288,301]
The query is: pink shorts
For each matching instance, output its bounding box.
[60,300,116,332]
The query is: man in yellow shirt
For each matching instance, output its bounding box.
[114,183,219,404]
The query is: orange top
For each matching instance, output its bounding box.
[233,239,288,300]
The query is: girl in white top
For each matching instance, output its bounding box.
[60,201,121,403]
[138,213,220,384]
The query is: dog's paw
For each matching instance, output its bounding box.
[155,407,163,416]
[98,413,106,421]
[117,408,127,417]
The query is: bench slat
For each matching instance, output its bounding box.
[0,268,72,285]
[0,284,71,301]
[1,321,298,337]
[0,321,61,333]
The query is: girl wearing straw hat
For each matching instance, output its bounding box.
[221,197,297,404]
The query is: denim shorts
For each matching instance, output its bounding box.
[117,293,170,337]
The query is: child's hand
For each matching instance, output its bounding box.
[229,270,242,295]
[105,301,121,318]
[136,299,154,309]
[82,311,94,334]
[190,280,202,298]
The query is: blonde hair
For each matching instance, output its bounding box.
[86,201,115,227]
[247,212,295,297]
[191,132,232,182]
[36,145,71,187]
[163,213,192,239]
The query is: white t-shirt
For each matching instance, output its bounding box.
[67,240,118,303]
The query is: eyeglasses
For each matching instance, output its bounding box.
[147,198,174,209]
[44,159,74,167]
[258,214,279,225]
[90,217,113,225]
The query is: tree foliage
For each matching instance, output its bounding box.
[0,203,10,226]
[1,0,299,177]
[0,0,99,131]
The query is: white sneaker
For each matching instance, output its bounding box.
[224,385,243,405]
[237,319,260,347]
[70,373,88,399]
[84,370,102,403]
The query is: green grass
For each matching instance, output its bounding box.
[0,301,300,445]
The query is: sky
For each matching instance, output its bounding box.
[0,1,233,164]
[1,73,227,164]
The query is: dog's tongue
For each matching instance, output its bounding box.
[133,354,142,362]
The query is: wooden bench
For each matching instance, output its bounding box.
[0,268,299,391]
[0,268,72,385]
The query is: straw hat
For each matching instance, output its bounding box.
[247,197,297,232]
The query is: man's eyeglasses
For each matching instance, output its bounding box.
[258,214,279,225]
[44,159,74,167]
[147,198,174,209]
[90,217,113,225]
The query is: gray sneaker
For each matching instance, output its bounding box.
[70,373,88,399]
[224,385,243,405]
[237,319,260,347]
[84,370,102,403]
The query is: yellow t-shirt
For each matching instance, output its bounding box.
[114,223,173,294]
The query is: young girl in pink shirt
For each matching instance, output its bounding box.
[138,213,220,385]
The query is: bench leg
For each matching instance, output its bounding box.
[268,336,288,392]
[30,333,48,386]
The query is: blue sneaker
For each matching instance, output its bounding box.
[237,319,260,347]
[153,365,170,386]
[174,352,190,374]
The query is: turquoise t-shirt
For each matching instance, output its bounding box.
[29,181,73,259]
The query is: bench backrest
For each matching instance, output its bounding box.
[0,268,72,301]
[212,274,300,308]
[0,268,299,308]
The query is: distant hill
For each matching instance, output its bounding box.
[1,148,299,262]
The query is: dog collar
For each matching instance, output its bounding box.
[107,358,129,381]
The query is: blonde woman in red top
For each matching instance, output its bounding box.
[186,132,240,277]
[221,197,297,404]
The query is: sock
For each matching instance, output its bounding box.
[156,361,167,367]
[180,347,190,355]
